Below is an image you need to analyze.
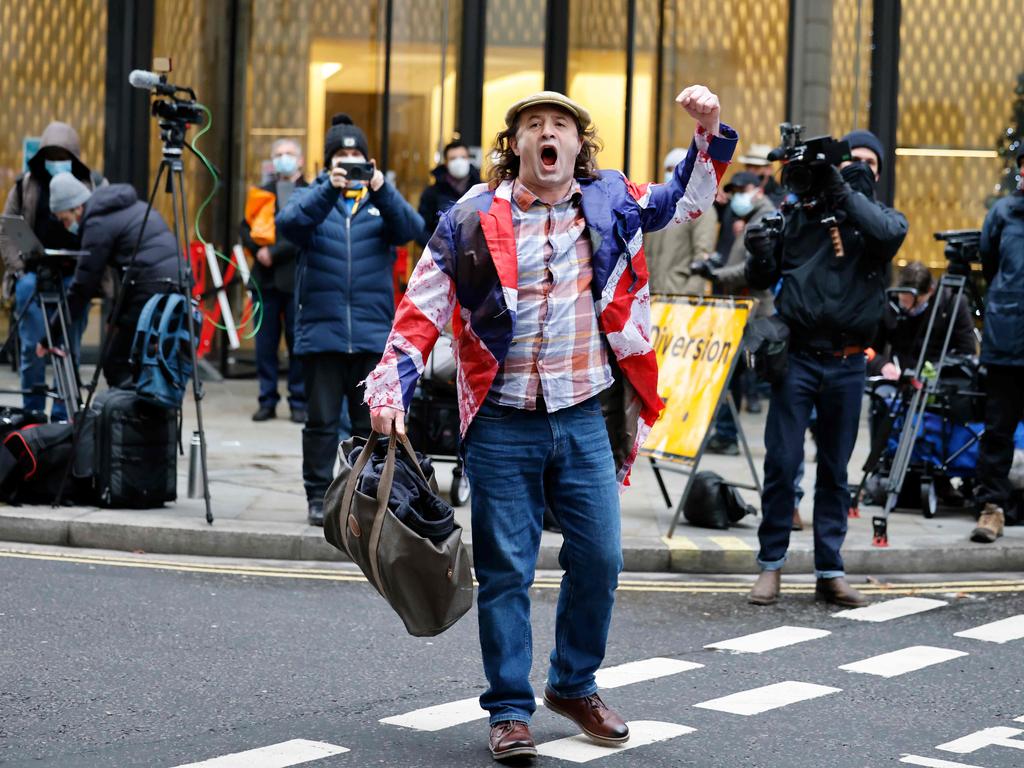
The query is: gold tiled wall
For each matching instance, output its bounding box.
[828,0,873,136]
[0,0,107,194]
[660,0,789,167]
[896,0,1024,267]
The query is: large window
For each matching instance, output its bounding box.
[480,1,546,171]
[895,0,1024,267]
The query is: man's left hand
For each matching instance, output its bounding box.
[369,159,385,192]
[35,343,66,359]
[676,85,721,136]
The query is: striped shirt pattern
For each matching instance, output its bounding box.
[488,178,613,411]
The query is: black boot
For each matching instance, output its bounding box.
[252,405,276,422]
[307,500,325,527]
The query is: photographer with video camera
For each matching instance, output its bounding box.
[743,126,908,607]
[276,113,423,526]
[36,175,181,388]
[1,121,106,419]
[972,150,1024,543]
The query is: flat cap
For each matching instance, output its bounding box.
[504,91,592,129]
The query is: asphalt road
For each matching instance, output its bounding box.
[2,545,1023,768]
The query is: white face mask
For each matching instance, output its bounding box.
[447,157,471,180]
[730,191,755,217]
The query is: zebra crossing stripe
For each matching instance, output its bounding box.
[694,681,841,716]
[595,658,703,688]
[380,658,702,731]
[899,756,986,768]
[705,626,831,654]
[954,614,1024,644]
[535,721,695,763]
[839,646,968,678]
[170,739,349,768]
[833,597,948,622]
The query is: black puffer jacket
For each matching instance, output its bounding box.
[416,164,480,246]
[980,190,1024,366]
[64,184,180,325]
[747,180,909,349]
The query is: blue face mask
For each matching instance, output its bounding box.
[664,170,674,183]
[907,298,929,317]
[67,220,79,236]
[45,160,73,177]
[730,191,755,217]
[272,153,298,176]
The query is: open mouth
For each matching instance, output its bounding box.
[540,145,558,168]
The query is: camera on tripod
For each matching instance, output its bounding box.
[768,123,852,199]
[129,68,205,149]
[934,229,981,277]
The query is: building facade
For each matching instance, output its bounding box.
[2,0,1022,360]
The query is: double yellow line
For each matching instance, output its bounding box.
[2,548,1023,595]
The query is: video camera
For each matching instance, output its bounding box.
[934,229,981,277]
[768,123,851,199]
[130,68,205,149]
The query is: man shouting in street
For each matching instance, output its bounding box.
[364,86,736,762]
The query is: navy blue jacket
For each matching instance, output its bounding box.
[980,190,1024,366]
[276,175,423,356]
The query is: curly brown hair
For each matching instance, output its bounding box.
[487,110,603,186]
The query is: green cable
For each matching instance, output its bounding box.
[189,103,264,338]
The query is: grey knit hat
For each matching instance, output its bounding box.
[49,173,91,213]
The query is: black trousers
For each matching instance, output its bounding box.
[301,351,378,502]
[975,364,1024,510]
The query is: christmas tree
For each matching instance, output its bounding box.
[991,70,1024,203]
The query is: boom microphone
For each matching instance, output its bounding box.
[129,69,187,97]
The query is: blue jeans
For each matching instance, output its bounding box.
[14,272,87,419]
[255,287,304,411]
[758,351,865,577]
[463,396,622,725]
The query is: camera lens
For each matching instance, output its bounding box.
[783,163,813,196]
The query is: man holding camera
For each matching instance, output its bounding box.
[37,175,181,388]
[1,121,105,419]
[744,128,908,607]
[973,150,1024,542]
[276,113,422,527]
[365,85,735,761]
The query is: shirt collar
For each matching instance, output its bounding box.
[511,177,582,211]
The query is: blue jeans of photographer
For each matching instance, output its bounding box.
[463,395,621,726]
[758,351,864,577]
[14,272,87,419]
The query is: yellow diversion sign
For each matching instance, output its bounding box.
[642,296,753,464]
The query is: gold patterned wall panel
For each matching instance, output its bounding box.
[896,0,1024,267]
[659,0,789,173]
[828,0,872,136]
[0,0,107,194]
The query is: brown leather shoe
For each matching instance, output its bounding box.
[792,508,804,531]
[815,577,869,607]
[971,503,1005,543]
[488,721,537,762]
[748,570,781,605]
[543,688,629,746]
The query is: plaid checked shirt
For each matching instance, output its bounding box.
[488,178,614,411]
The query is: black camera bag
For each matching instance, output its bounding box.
[743,315,790,384]
[76,388,177,508]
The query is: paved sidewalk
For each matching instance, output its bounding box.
[1,369,1021,573]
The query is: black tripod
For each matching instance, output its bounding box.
[0,252,83,412]
[54,99,213,523]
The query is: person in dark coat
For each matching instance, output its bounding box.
[416,139,480,246]
[240,137,308,424]
[276,113,423,526]
[39,177,180,388]
[972,150,1024,543]
[744,129,908,608]
[1,121,106,418]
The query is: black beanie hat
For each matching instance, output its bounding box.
[324,114,370,168]
[841,129,885,174]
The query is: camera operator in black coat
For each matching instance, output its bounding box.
[38,179,180,388]
[743,129,908,608]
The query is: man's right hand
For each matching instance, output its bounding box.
[256,246,272,268]
[690,259,715,279]
[370,406,406,437]
[744,224,779,261]
[329,163,349,190]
